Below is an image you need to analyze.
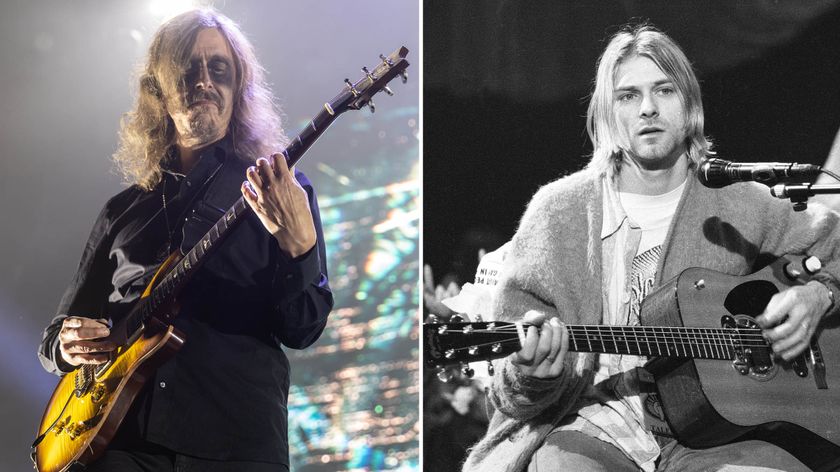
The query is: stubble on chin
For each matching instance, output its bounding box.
[178,109,224,148]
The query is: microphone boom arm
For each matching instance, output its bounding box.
[771,183,840,211]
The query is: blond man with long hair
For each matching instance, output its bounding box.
[38,9,333,471]
[462,24,840,472]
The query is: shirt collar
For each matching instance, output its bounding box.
[601,168,628,240]
[161,134,234,179]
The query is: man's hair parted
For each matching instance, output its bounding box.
[586,24,712,174]
[113,8,287,191]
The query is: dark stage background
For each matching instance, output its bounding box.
[0,1,418,471]
[424,0,840,286]
[423,2,840,470]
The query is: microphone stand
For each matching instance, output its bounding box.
[771,183,840,211]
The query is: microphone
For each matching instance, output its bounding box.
[697,157,821,188]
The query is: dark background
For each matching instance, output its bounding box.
[0,1,418,470]
[424,0,840,285]
[422,3,840,470]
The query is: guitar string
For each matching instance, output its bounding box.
[437,333,770,349]
[453,325,766,334]
[440,337,760,351]
[439,327,769,342]
[441,336,770,348]
[447,326,769,340]
[440,338,746,358]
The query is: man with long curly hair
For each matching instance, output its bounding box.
[37,9,333,471]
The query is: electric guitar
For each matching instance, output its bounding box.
[424,257,840,472]
[33,47,410,472]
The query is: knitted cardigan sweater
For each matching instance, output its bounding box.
[462,166,840,472]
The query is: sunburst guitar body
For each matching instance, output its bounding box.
[33,253,184,472]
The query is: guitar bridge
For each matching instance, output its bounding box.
[723,315,778,381]
[73,365,94,397]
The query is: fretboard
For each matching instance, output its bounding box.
[564,325,758,360]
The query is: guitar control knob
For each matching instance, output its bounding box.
[486,361,495,376]
[783,263,802,280]
[803,256,822,275]
[460,364,475,378]
[436,368,452,383]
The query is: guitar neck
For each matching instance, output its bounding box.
[426,321,768,368]
[564,324,748,360]
[282,91,354,166]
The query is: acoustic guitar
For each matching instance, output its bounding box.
[424,256,840,472]
[32,47,410,472]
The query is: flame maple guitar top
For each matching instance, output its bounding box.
[34,252,186,472]
[34,322,184,472]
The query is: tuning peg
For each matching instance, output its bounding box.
[460,363,475,378]
[379,53,394,66]
[450,314,464,323]
[383,86,394,96]
[367,99,376,113]
[436,368,452,383]
[362,66,376,81]
[486,361,495,376]
[344,78,359,97]
[399,69,408,84]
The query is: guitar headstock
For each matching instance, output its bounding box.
[423,318,522,371]
[329,46,409,115]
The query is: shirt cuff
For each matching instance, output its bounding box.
[53,338,77,374]
[273,244,321,300]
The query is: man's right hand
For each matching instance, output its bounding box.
[58,317,118,367]
[509,310,568,379]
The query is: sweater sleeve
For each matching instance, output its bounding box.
[486,175,597,423]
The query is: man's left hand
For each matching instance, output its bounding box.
[242,153,317,258]
[757,281,831,360]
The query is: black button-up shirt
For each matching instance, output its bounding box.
[38,137,333,465]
